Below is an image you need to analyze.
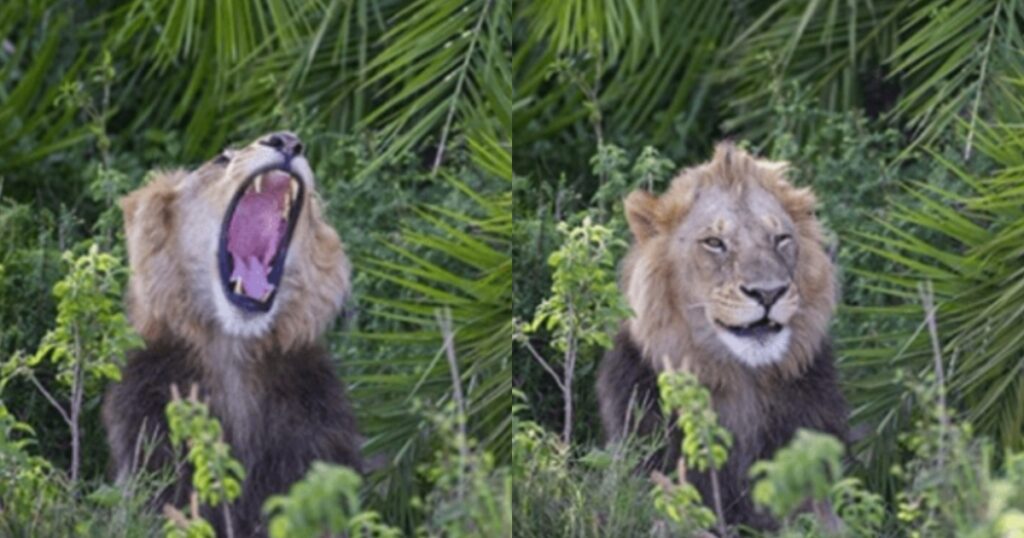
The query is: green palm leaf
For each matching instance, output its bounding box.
[351,172,511,528]
[886,0,1024,156]
[723,0,908,135]
[360,0,509,175]
[848,122,1024,469]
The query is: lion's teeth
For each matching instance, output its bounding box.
[289,181,298,201]
[233,279,243,295]
[260,290,272,302]
[254,175,263,193]
[282,193,291,219]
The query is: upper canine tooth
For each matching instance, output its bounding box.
[289,181,298,201]
[254,175,263,193]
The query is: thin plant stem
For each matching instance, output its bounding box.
[437,308,469,501]
[704,430,728,537]
[919,281,950,467]
[70,325,85,482]
[519,336,567,392]
[222,503,235,538]
[562,305,576,445]
[26,372,72,428]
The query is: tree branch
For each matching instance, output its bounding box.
[520,337,566,393]
[26,372,72,429]
[919,281,950,466]
[436,308,469,501]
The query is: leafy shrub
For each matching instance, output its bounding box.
[162,384,245,537]
[750,430,884,537]
[651,370,728,536]
[0,401,58,527]
[0,398,167,537]
[263,463,399,538]
[1,243,139,481]
[514,144,674,443]
[523,217,630,444]
[511,416,665,537]
[416,402,512,537]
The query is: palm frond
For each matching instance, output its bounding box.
[848,124,1024,463]
[0,9,91,179]
[360,0,508,175]
[514,0,733,154]
[723,0,908,136]
[887,0,1024,156]
[351,172,511,527]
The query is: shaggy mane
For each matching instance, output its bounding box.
[121,166,349,358]
[621,142,836,385]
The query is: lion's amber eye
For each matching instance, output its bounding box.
[775,234,793,248]
[701,237,726,252]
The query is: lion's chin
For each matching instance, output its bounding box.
[713,326,792,367]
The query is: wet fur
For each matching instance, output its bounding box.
[597,143,848,530]
[103,134,360,537]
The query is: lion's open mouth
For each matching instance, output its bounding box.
[217,168,304,312]
[716,318,784,339]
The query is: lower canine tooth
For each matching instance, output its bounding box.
[260,290,272,302]
[233,279,243,294]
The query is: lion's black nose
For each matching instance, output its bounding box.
[741,285,788,308]
[260,132,303,159]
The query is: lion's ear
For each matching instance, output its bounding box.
[625,190,659,242]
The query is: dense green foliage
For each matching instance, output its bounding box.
[263,462,399,538]
[514,0,1024,536]
[7,0,1024,535]
[1,0,509,535]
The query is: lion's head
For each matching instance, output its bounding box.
[121,131,349,353]
[622,142,835,380]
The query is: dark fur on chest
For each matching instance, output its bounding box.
[103,339,362,537]
[597,329,848,531]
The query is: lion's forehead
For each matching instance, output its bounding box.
[679,184,793,238]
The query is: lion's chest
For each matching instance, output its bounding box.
[207,370,260,443]
[708,379,770,451]
[198,342,264,450]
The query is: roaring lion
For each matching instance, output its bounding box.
[103,132,360,536]
[597,142,847,530]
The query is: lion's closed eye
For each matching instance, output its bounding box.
[213,149,234,166]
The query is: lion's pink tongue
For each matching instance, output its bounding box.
[226,172,291,299]
[232,254,274,299]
